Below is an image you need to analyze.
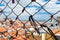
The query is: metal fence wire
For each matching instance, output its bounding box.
[0,0,60,40]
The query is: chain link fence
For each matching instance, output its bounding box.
[0,0,60,40]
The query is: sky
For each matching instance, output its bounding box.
[0,0,60,12]
[0,0,60,21]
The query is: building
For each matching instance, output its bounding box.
[57,16,60,23]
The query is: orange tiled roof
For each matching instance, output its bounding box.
[52,29,60,34]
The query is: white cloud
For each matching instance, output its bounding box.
[42,0,60,13]
[0,0,60,20]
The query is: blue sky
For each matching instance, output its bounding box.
[0,4,5,6]
[43,0,49,2]
[0,0,60,21]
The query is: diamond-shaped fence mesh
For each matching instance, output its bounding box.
[0,0,60,40]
